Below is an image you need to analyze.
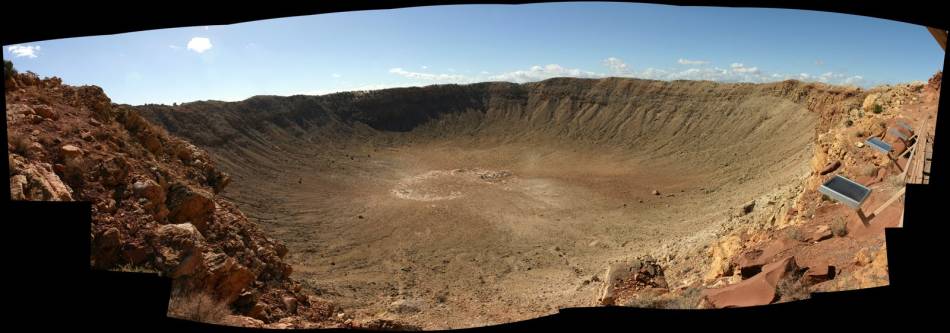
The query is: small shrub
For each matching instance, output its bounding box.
[785,227,805,242]
[114,263,159,274]
[3,60,15,82]
[167,289,231,324]
[11,133,31,155]
[63,157,88,191]
[854,130,866,138]
[775,276,810,302]
[666,286,703,309]
[831,217,848,237]
[872,104,884,114]
[885,174,905,190]
[859,165,877,177]
[624,293,661,308]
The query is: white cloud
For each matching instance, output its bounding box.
[677,58,709,65]
[843,75,864,85]
[387,58,867,88]
[602,57,630,74]
[488,64,606,83]
[7,44,40,58]
[187,37,213,53]
[730,63,760,74]
[389,68,470,82]
[168,45,180,50]
[421,65,428,70]
[332,73,341,78]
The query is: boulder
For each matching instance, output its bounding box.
[803,264,835,285]
[132,179,164,203]
[703,235,743,282]
[92,227,123,268]
[804,225,833,243]
[166,182,215,230]
[60,144,83,161]
[155,223,205,278]
[734,237,798,279]
[599,256,667,305]
[740,200,756,215]
[33,105,56,120]
[702,257,800,308]
[201,252,255,303]
[97,157,130,187]
[10,162,73,201]
[282,296,298,314]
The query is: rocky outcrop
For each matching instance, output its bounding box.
[599,256,669,306]
[5,72,342,328]
[701,256,801,308]
[8,154,73,201]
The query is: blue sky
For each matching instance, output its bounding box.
[4,2,944,105]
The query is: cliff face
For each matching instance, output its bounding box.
[138,78,866,184]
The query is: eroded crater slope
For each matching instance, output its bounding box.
[138,77,865,328]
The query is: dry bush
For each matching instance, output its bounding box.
[624,293,661,308]
[664,287,703,309]
[872,104,884,114]
[11,132,31,155]
[63,157,88,191]
[775,276,810,302]
[831,217,848,237]
[167,289,231,324]
[624,287,703,309]
[785,227,805,242]
[885,174,905,190]
[114,263,159,274]
[858,165,877,177]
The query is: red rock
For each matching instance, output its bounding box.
[804,225,833,243]
[703,257,799,308]
[282,296,299,314]
[201,252,255,303]
[60,144,83,161]
[818,160,841,175]
[166,182,215,230]
[132,179,164,204]
[92,227,123,268]
[33,105,57,120]
[804,264,835,285]
[154,223,205,278]
[734,238,799,279]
